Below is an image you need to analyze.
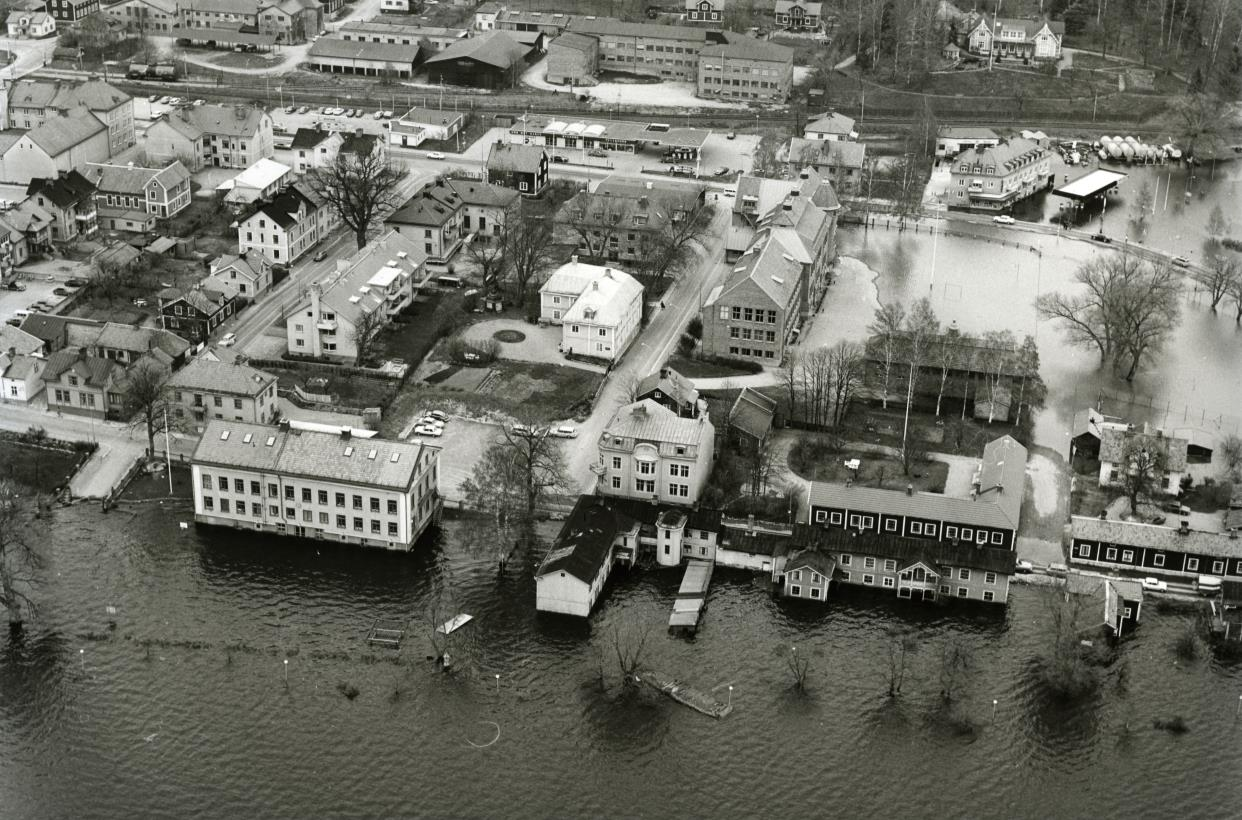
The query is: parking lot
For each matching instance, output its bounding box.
[1,278,75,324]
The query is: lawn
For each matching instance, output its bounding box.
[375,291,461,368]
[274,368,396,410]
[665,354,760,380]
[118,462,194,501]
[68,253,216,324]
[0,438,91,494]
[164,194,237,258]
[789,435,949,493]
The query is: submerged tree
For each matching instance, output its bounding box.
[885,628,917,697]
[0,480,45,634]
[459,420,572,528]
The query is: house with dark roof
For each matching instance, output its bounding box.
[384,180,465,263]
[447,178,519,242]
[21,313,190,365]
[728,387,776,450]
[422,30,531,89]
[290,128,342,173]
[4,79,132,151]
[485,141,548,195]
[1064,571,1144,637]
[701,231,804,363]
[165,358,278,426]
[948,137,1053,212]
[25,170,98,242]
[42,347,130,419]
[1098,424,1189,496]
[781,137,865,194]
[45,0,98,25]
[1070,515,1242,582]
[158,280,239,345]
[597,399,715,508]
[636,366,701,418]
[936,126,1001,159]
[237,182,336,265]
[684,0,723,23]
[1070,407,1128,461]
[0,109,110,185]
[807,435,1027,552]
[340,132,382,162]
[144,103,274,170]
[555,175,707,268]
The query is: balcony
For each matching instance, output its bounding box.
[315,319,337,332]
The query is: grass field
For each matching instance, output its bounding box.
[0,439,90,494]
[789,436,949,493]
[665,354,759,379]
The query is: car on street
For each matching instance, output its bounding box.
[193,99,205,106]
[413,424,442,437]
[219,332,237,347]
[168,97,182,105]
[1141,577,1169,592]
[66,277,87,287]
[319,106,330,115]
[148,94,160,103]
[7,280,25,291]
[352,109,364,118]
[551,155,568,163]
[297,106,310,115]
[158,96,171,104]
[588,149,607,157]
[427,410,448,422]
[52,287,71,296]
[726,131,736,140]
[285,105,296,114]
[426,151,446,160]
[383,110,394,118]
[1090,233,1111,243]
[5,318,21,326]
[992,215,1015,225]
[312,249,328,262]
[374,110,385,119]
[419,415,444,427]
[1015,559,1034,574]
[550,426,578,438]
[713,166,729,176]
[1172,256,1191,267]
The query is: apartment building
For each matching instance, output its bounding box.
[948,138,1052,212]
[697,36,793,103]
[567,17,709,82]
[165,358,279,426]
[84,160,191,232]
[237,182,334,265]
[596,399,715,506]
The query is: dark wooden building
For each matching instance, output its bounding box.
[1070,515,1242,582]
[422,30,530,90]
[485,142,548,195]
[158,282,238,345]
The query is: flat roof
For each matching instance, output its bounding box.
[510,114,708,149]
[1054,169,1127,200]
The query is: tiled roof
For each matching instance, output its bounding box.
[486,142,544,174]
[0,323,44,356]
[604,399,711,447]
[184,103,268,138]
[784,548,837,578]
[1072,515,1242,559]
[166,358,276,396]
[211,250,268,281]
[244,183,320,230]
[711,232,803,310]
[970,14,1065,39]
[793,525,1017,574]
[85,161,189,195]
[729,387,776,440]
[560,267,642,327]
[290,127,335,150]
[42,347,123,386]
[977,436,1026,527]
[775,0,822,13]
[805,111,856,136]
[192,419,432,490]
[636,367,699,411]
[445,178,519,209]
[25,109,106,157]
[423,30,527,69]
[2,353,42,381]
[308,36,420,62]
[27,170,96,208]
[6,78,59,109]
[1099,426,1189,472]
[340,133,378,157]
[52,79,131,113]
[955,138,1049,175]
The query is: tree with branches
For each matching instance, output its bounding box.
[305,150,404,250]
[783,643,812,693]
[601,617,654,686]
[1229,273,1242,324]
[459,421,572,527]
[826,340,864,428]
[938,639,973,704]
[900,298,938,463]
[885,628,917,697]
[868,301,906,409]
[0,480,45,634]
[503,204,557,304]
[1203,255,1240,312]
[633,189,716,284]
[1117,435,1171,515]
[464,217,508,293]
[350,307,386,367]
[1174,92,1231,160]
[122,359,173,458]
[976,329,1017,424]
[1220,434,1242,483]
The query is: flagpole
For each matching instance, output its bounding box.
[164,407,173,496]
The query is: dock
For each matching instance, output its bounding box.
[669,559,713,632]
[637,669,732,719]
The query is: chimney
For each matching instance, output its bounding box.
[340,428,351,440]
[592,280,599,290]
[660,366,669,379]
[1156,427,1164,438]
[570,254,578,264]
[905,484,913,496]
[799,171,809,180]
[782,201,792,211]
[278,419,291,432]
[747,513,755,533]
[1230,529,1238,540]
[1178,520,1189,535]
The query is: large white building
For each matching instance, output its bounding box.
[596,399,715,506]
[285,230,427,362]
[538,258,643,362]
[190,419,441,550]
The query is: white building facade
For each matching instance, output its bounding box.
[596,399,715,506]
[538,258,643,362]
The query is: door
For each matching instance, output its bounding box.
[922,589,936,602]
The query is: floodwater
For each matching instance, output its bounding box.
[838,197,1242,452]
[2,506,1241,818]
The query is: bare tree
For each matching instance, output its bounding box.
[122,359,172,457]
[1229,273,1242,324]
[825,340,864,428]
[459,421,572,525]
[748,437,778,498]
[867,301,906,409]
[558,190,633,259]
[976,329,1017,424]
[1219,434,1242,482]
[1117,435,1171,515]
[0,480,45,633]
[885,628,917,697]
[464,216,508,293]
[930,330,965,417]
[783,643,812,693]
[900,297,939,461]
[1038,587,1100,698]
[601,618,654,686]
[939,639,973,704]
[613,372,643,408]
[305,151,404,250]
[780,348,800,421]
[1203,255,1240,312]
[633,189,717,284]
[1173,92,1231,160]
[1012,334,1045,429]
[350,307,386,366]
[426,585,479,676]
[503,205,556,304]
[1113,261,1181,381]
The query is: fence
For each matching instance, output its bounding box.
[246,356,404,382]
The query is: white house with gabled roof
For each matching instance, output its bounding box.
[538,257,642,362]
[596,398,715,507]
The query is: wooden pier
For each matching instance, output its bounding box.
[637,669,732,719]
[669,559,713,632]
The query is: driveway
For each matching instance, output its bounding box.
[795,255,880,352]
[460,318,575,366]
[428,417,502,504]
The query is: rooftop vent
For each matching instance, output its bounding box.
[367,448,378,460]
[219,430,230,440]
[242,433,253,444]
[771,276,784,285]
[390,452,400,463]
[396,251,408,259]
[344,445,354,457]
[348,296,361,303]
[265,436,276,446]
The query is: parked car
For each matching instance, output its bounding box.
[5,318,21,326]
[713,166,730,177]
[992,215,1015,225]
[726,131,736,140]
[297,106,310,115]
[285,105,296,114]
[1172,256,1191,267]
[413,424,442,437]
[588,149,607,158]
[511,424,534,436]
[219,332,237,347]
[52,287,70,296]
[6,280,25,291]
[1015,559,1034,574]
[193,99,205,106]
[1196,575,1223,596]
[157,96,171,104]
[168,97,182,105]
[1090,233,1111,243]
[426,151,446,160]
[419,416,445,429]
[352,109,364,118]
[551,155,569,164]
[383,110,394,118]
[427,410,448,422]
[148,94,160,103]
[312,249,328,262]
[66,277,87,287]
[1047,562,1068,576]
[1141,577,1169,592]
[374,110,385,119]
[319,106,330,115]
[550,426,578,438]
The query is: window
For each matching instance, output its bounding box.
[285,507,295,519]
[940,585,951,594]
[882,577,895,588]
[985,572,996,584]
[840,554,851,566]
[233,478,244,493]
[814,510,827,523]
[1122,550,1134,563]
[946,526,957,539]
[611,476,621,489]
[883,559,896,572]
[925,524,937,537]
[958,569,970,581]
[990,532,1003,544]
[1187,558,1199,571]
[863,557,875,569]
[388,522,398,537]
[983,591,995,602]
[841,572,851,581]
[976,530,987,544]
[371,520,381,534]
[250,481,260,495]
[302,510,312,523]
[318,490,328,504]
[957,587,968,598]
[1153,554,1165,568]
[387,499,397,515]
[353,517,363,531]
[336,514,346,528]
[353,495,362,510]
[910,521,922,535]
[612,457,622,470]
[217,476,228,491]
[1214,560,1225,574]
[284,485,293,500]
[829,512,842,525]
[791,570,801,581]
[301,488,311,503]
[203,496,214,510]
[810,588,820,599]
[370,497,380,513]
[334,492,345,507]
[863,574,874,585]
[790,585,801,596]
[961,528,972,541]
[885,519,897,532]
[201,474,212,489]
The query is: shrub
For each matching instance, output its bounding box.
[677,333,696,356]
[701,354,763,374]
[686,316,703,339]
[445,335,500,365]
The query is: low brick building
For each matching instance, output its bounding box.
[545,32,598,86]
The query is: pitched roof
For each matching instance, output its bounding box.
[636,367,699,411]
[165,358,276,396]
[445,178,519,209]
[709,231,803,311]
[25,109,106,157]
[792,525,1018,574]
[210,250,269,282]
[243,183,320,231]
[560,267,642,327]
[311,230,426,326]
[52,78,131,113]
[26,170,96,207]
[863,329,1031,378]
[787,136,866,169]
[386,181,461,228]
[955,137,1049,174]
[805,111,856,137]
[486,142,545,174]
[225,157,291,190]
[85,160,189,195]
[550,32,595,53]
[970,14,1065,39]
[183,0,257,14]
[1098,425,1189,472]
[1071,515,1242,559]
[423,29,528,69]
[42,347,123,386]
[183,103,268,138]
[2,353,43,381]
[17,312,70,345]
[0,323,44,356]
[808,435,1026,531]
[775,0,822,12]
[193,419,433,490]
[604,399,712,448]
[308,36,420,63]
[536,494,635,583]
[340,132,378,157]
[729,387,776,440]
[290,127,336,150]
[5,78,59,109]
[784,548,837,577]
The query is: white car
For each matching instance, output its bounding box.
[992,215,1015,225]
[427,410,448,422]
[219,332,237,347]
[419,416,445,429]
[550,426,578,438]
[413,424,442,437]
[426,151,446,160]
[1141,577,1169,592]
[1015,559,1034,574]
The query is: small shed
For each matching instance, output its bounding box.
[941,41,961,61]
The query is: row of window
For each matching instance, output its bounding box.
[700,78,782,90]
[837,572,996,601]
[202,496,401,536]
[725,306,778,324]
[729,327,777,342]
[728,347,777,359]
[1077,543,1242,576]
[201,474,401,515]
[600,42,698,54]
[701,65,784,76]
[815,508,1008,546]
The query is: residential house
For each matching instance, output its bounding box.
[104,0,178,33]
[422,30,530,89]
[290,128,343,173]
[1065,571,1144,637]
[948,137,1052,212]
[92,240,142,273]
[384,181,464,263]
[1070,515,1242,583]
[190,419,441,550]
[781,548,836,602]
[1098,424,1189,496]
[206,251,273,299]
[716,516,790,573]
[684,0,723,23]
[6,10,55,36]
[165,358,279,426]
[790,525,1017,604]
[0,109,110,185]
[636,366,701,418]
[388,107,464,149]
[485,142,548,196]
[567,17,708,82]
[19,315,190,366]
[5,78,134,156]
[807,435,1027,552]
[782,137,866,194]
[701,233,802,363]
[1070,407,1129,461]
[158,280,239,345]
[144,104,274,170]
[474,1,500,31]
[42,347,129,418]
[966,14,1063,61]
[257,0,323,44]
[26,170,98,242]
[218,158,293,207]
[339,132,383,163]
[237,182,335,265]
[306,37,420,78]
[449,178,518,242]
[697,36,794,104]
[936,126,1000,159]
[84,160,191,232]
[596,398,716,506]
[285,230,427,362]
[5,198,54,255]
[728,387,776,451]
[774,0,821,31]
[0,212,27,277]
[541,259,642,361]
[45,0,99,23]
[0,353,45,403]
[556,175,707,267]
[545,32,598,86]
[803,111,857,141]
[179,0,255,28]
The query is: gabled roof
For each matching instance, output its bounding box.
[25,109,106,157]
[2,353,43,381]
[560,267,642,327]
[804,111,856,137]
[536,494,634,583]
[604,399,711,448]
[182,103,268,138]
[161,285,232,315]
[290,127,337,150]
[550,32,595,53]
[937,126,1000,141]
[52,78,131,113]
[340,132,379,157]
[729,387,776,440]
[969,14,1065,39]
[166,358,276,397]
[954,138,1049,174]
[6,79,59,109]
[486,142,545,174]
[386,181,461,228]
[183,0,258,15]
[5,11,51,25]
[242,183,320,231]
[308,36,420,63]
[787,136,866,169]
[0,323,44,357]
[1099,425,1189,472]
[775,0,822,12]
[1071,515,1242,559]
[636,367,699,411]
[211,250,269,282]
[85,160,189,195]
[792,525,1018,574]
[709,232,803,311]
[784,548,837,578]
[42,347,123,386]
[27,170,96,207]
[445,178,519,209]
[423,29,527,69]
[224,157,291,191]
[311,230,426,326]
